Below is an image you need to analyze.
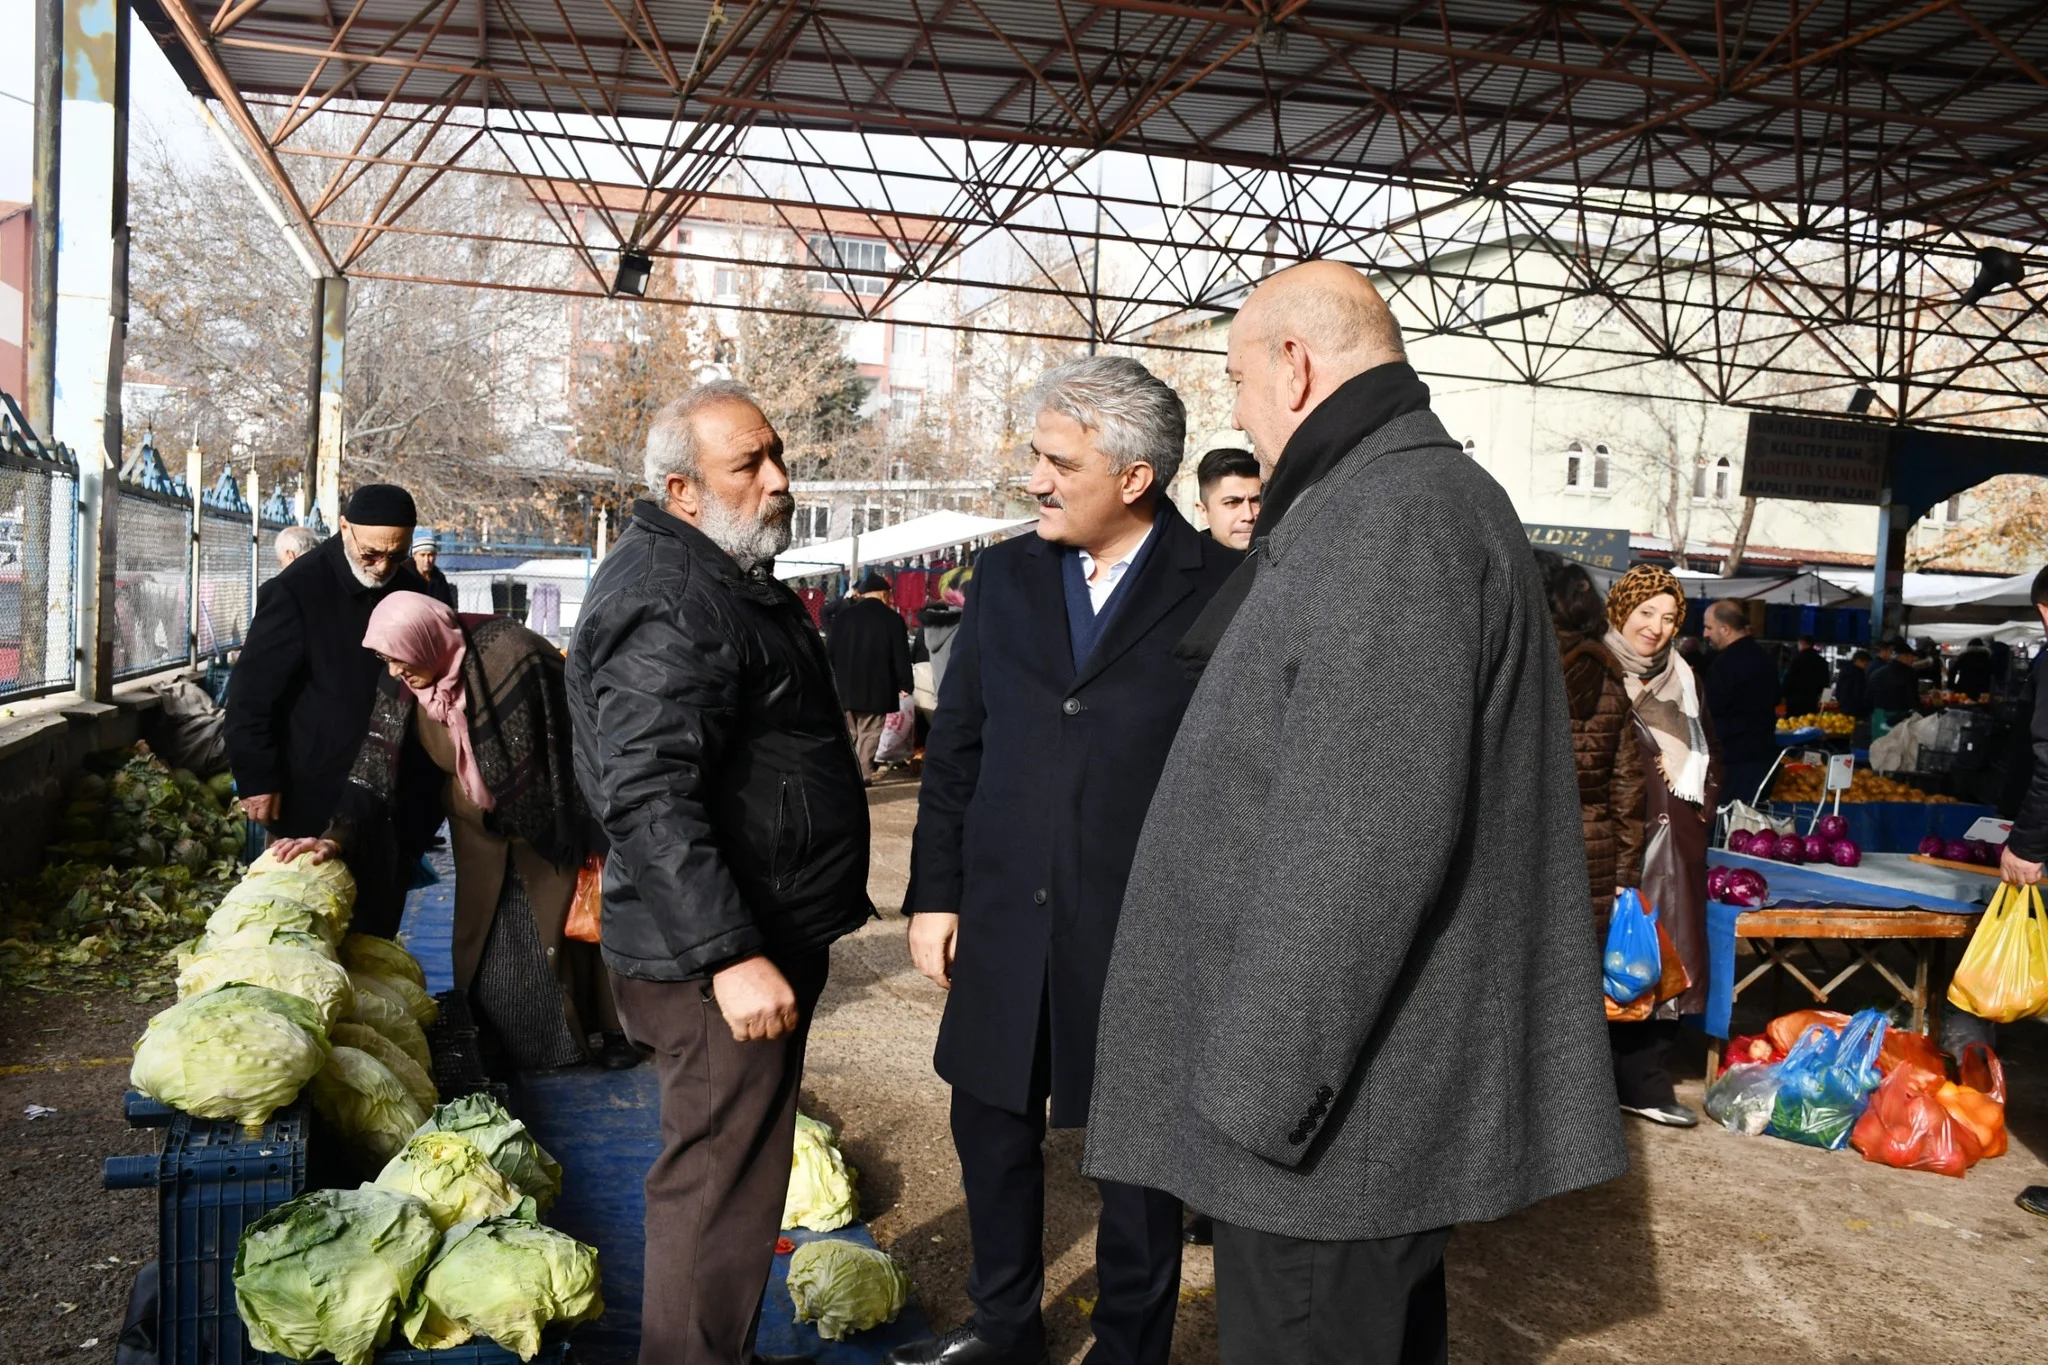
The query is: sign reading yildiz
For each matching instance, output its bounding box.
[1741,413,1890,505]
[1524,523,1629,570]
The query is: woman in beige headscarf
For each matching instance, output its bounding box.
[1602,564,1722,1128]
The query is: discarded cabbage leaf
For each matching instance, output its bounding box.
[374,1131,523,1230]
[786,1239,908,1341]
[331,1022,437,1114]
[341,933,428,990]
[401,1215,603,1358]
[308,1046,427,1166]
[177,945,354,1027]
[349,968,439,1028]
[782,1112,858,1232]
[234,1185,439,1365]
[415,1094,562,1211]
[346,987,434,1074]
[130,984,330,1127]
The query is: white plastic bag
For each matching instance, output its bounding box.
[874,696,916,766]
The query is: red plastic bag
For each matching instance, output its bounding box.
[1876,1028,1944,1079]
[1719,1033,1785,1075]
[1935,1042,2006,1160]
[1851,1064,1983,1178]
[1766,1008,1850,1053]
[564,854,603,944]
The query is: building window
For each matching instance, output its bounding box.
[794,505,831,543]
[1924,495,1963,527]
[713,268,740,299]
[1714,457,1732,502]
[851,504,890,535]
[892,321,926,356]
[1592,443,1611,491]
[808,234,888,295]
[889,389,922,425]
[1564,440,1583,488]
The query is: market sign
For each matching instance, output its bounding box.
[1524,523,1629,570]
[1740,413,1890,504]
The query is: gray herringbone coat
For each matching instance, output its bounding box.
[1082,409,1628,1241]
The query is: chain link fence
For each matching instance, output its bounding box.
[113,488,193,680]
[197,510,253,656]
[0,451,79,699]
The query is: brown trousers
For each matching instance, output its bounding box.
[845,710,887,782]
[610,951,830,1365]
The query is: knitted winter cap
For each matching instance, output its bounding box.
[1605,563,1685,630]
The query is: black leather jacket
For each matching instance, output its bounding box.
[566,500,872,980]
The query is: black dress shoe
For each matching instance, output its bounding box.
[597,1031,645,1070]
[1183,1212,1215,1246]
[2018,1186,2048,1218]
[884,1325,1049,1365]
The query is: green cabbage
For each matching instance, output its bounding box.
[234,1186,440,1365]
[341,933,428,990]
[349,968,439,1028]
[130,984,330,1127]
[177,945,354,1027]
[202,895,341,950]
[401,1215,604,1358]
[374,1132,525,1230]
[414,1094,562,1212]
[346,988,434,1074]
[331,1022,437,1114]
[785,1239,908,1341]
[782,1113,858,1233]
[186,922,336,961]
[308,1047,427,1166]
[250,844,359,903]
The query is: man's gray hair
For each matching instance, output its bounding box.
[275,526,319,559]
[1029,356,1187,492]
[645,379,760,491]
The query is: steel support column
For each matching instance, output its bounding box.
[52,0,129,702]
[1868,500,1911,648]
[27,0,62,434]
[305,275,347,529]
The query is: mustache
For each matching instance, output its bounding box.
[759,491,796,524]
[1035,493,1063,510]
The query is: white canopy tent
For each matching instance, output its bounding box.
[1585,566,1861,605]
[773,512,1037,581]
[1816,570,2034,609]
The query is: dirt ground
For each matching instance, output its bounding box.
[4,775,2045,1362]
[814,777,2048,1365]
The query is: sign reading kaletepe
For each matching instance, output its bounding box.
[1741,412,1890,505]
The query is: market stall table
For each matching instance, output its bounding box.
[1703,852,1991,1080]
[1760,800,1995,853]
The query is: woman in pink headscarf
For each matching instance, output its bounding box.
[274,591,635,1071]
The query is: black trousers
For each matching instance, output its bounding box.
[1609,1017,1680,1109]
[950,1046,1182,1363]
[1722,755,1777,808]
[1213,1221,1451,1365]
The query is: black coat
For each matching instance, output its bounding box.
[1705,634,1781,764]
[566,500,872,982]
[1949,648,1993,698]
[1834,661,1871,718]
[2009,655,2048,862]
[418,564,459,610]
[906,504,1239,1125]
[1868,659,1923,716]
[225,535,431,838]
[827,595,913,716]
[1782,647,1830,717]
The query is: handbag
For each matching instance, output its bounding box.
[1946,883,2048,1023]
[564,854,604,944]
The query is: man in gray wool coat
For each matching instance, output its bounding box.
[1083,261,1629,1365]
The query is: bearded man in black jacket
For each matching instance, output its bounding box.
[567,379,870,1365]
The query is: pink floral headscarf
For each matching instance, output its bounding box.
[363,593,494,811]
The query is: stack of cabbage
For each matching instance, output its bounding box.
[129,849,440,1151]
[234,1095,601,1363]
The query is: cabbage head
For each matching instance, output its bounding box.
[414,1094,561,1211]
[308,1047,428,1166]
[234,1186,440,1365]
[130,984,329,1127]
[782,1113,858,1232]
[331,1022,437,1114]
[346,988,433,1074]
[203,895,340,950]
[185,922,336,963]
[250,844,359,904]
[786,1239,908,1341]
[401,1215,603,1358]
[349,968,439,1028]
[341,933,428,990]
[177,945,354,1027]
[374,1132,524,1230]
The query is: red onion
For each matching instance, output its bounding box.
[1817,814,1850,842]
[1725,869,1769,907]
[1917,834,1946,858]
[1708,866,1734,900]
[1727,829,1757,854]
[1829,839,1862,867]
[1942,839,1974,864]
[1774,834,1807,863]
[1802,833,1831,862]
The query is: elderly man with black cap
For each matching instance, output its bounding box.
[226,484,432,933]
[827,568,914,783]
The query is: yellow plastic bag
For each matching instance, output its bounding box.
[1947,883,2048,1024]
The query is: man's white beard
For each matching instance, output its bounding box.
[698,490,794,569]
[346,546,400,589]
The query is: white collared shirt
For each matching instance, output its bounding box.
[1075,521,1156,614]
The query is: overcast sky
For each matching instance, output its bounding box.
[0,3,208,203]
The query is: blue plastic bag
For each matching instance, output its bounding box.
[1602,889,1661,1004]
[1767,1009,1888,1149]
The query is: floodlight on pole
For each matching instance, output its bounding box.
[1959,247,2024,306]
[614,249,653,298]
[1847,387,1877,415]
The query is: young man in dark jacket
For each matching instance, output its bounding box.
[567,380,870,1365]
[828,569,914,781]
[1781,635,1830,717]
[1702,600,1782,805]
